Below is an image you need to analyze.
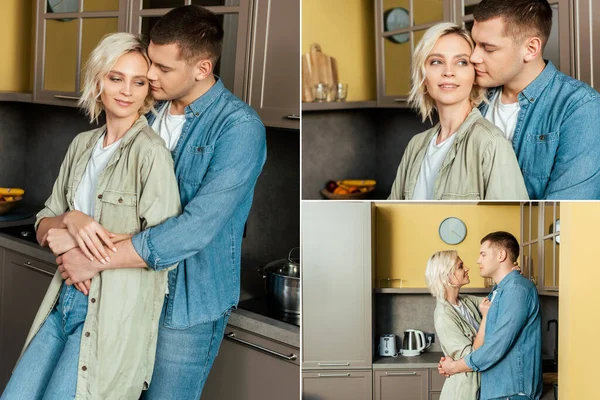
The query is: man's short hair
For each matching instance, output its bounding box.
[474,0,553,48]
[481,231,520,264]
[150,5,224,65]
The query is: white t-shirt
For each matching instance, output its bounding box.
[452,300,480,331]
[484,89,520,142]
[74,134,123,217]
[413,132,457,200]
[151,102,186,152]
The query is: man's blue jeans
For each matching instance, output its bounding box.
[141,299,231,400]
[1,284,87,400]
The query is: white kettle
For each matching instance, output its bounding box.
[400,329,431,357]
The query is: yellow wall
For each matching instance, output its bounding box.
[375,203,521,288]
[558,203,600,400]
[302,0,376,101]
[0,0,35,92]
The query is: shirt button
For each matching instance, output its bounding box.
[91,298,96,303]
[530,97,535,102]
[194,112,199,116]
[85,332,90,337]
[82,366,87,371]
[539,135,546,140]
[97,194,103,199]
[118,198,123,204]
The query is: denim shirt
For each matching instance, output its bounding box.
[131,78,267,328]
[479,61,600,200]
[464,271,542,400]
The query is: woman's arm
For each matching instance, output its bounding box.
[473,316,487,350]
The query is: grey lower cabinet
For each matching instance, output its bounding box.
[201,325,299,400]
[248,0,300,129]
[301,202,373,370]
[429,367,446,399]
[430,393,440,400]
[374,369,429,400]
[303,370,373,400]
[0,248,56,393]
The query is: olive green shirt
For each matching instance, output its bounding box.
[388,108,529,200]
[27,116,181,399]
[434,295,484,400]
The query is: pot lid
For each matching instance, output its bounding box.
[263,248,300,278]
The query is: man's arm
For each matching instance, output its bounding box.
[545,96,600,199]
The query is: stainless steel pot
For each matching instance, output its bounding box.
[258,248,300,316]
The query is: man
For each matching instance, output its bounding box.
[439,232,542,400]
[55,5,266,399]
[471,0,600,199]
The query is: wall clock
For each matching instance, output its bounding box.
[384,7,410,44]
[439,217,467,245]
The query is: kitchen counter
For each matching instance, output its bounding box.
[373,351,444,369]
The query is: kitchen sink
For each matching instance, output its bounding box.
[0,224,38,244]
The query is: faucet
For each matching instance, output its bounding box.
[547,319,558,365]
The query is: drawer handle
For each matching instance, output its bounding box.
[224,332,297,361]
[22,261,54,277]
[393,99,406,103]
[286,114,301,120]
[318,363,350,366]
[385,371,417,376]
[317,373,350,377]
[54,95,80,100]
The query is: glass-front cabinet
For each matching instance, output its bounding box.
[35,0,127,106]
[130,0,250,100]
[521,202,560,295]
[375,0,451,107]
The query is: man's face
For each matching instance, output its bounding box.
[147,41,198,102]
[477,240,500,278]
[470,17,525,88]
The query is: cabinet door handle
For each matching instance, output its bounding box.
[286,114,301,120]
[318,363,350,366]
[385,371,417,376]
[54,95,80,100]
[225,332,297,361]
[317,373,351,377]
[393,99,406,103]
[22,261,54,277]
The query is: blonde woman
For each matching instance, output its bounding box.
[1,33,180,399]
[426,251,490,400]
[389,23,528,200]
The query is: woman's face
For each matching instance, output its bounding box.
[423,33,475,107]
[449,256,470,287]
[101,51,150,120]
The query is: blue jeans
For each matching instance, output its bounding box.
[1,284,87,400]
[141,299,231,400]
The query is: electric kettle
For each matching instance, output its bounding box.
[400,329,431,357]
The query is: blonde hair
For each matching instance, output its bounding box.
[79,32,154,123]
[408,23,486,123]
[425,250,460,302]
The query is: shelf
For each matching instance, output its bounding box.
[374,287,493,294]
[0,92,33,103]
[302,101,377,112]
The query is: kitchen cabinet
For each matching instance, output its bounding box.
[247,0,300,129]
[131,0,251,101]
[0,248,56,393]
[375,0,452,107]
[302,202,374,370]
[574,0,600,90]
[201,325,299,400]
[303,370,373,400]
[429,367,446,399]
[33,0,127,106]
[374,369,429,400]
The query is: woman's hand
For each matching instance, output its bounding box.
[63,210,117,264]
[74,279,92,296]
[479,298,492,317]
[45,228,78,256]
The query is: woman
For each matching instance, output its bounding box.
[425,250,490,400]
[1,33,181,399]
[388,23,528,200]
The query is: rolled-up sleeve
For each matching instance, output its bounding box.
[131,118,266,271]
[464,284,531,371]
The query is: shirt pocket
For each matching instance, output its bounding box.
[522,130,559,179]
[99,191,139,234]
[178,144,215,185]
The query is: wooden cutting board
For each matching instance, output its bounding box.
[302,43,339,102]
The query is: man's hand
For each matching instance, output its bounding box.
[46,228,78,256]
[63,210,117,264]
[438,356,451,377]
[57,247,104,285]
[440,356,456,376]
[74,280,92,296]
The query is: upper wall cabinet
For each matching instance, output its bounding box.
[375,0,452,107]
[247,0,300,130]
[574,0,600,90]
[34,0,127,106]
[130,0,252,101]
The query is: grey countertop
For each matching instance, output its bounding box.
[373,351,444,369]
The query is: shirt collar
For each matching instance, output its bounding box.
[519,60,557,104]
[185,76,225,118]
[493,270,521,291]
[85,115,149,149]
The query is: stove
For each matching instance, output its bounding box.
[238,297,300,327]
[0,224,39,244]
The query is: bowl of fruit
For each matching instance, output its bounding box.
[321,180,376,200]
[0,188,24,215]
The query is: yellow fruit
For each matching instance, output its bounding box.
[0,187,24,196]
[337,180,376,188]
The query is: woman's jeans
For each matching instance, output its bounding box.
[1,283,87,400]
